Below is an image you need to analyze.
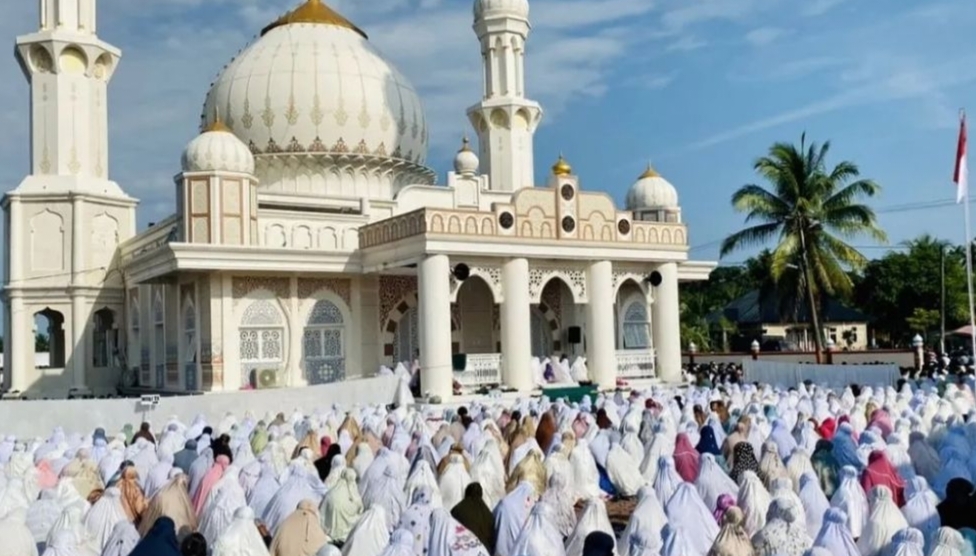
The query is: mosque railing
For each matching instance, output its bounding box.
[616,349,656,379]
[455,353,502,387]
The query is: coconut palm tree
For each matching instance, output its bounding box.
[720,133,886,361]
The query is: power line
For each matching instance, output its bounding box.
[691,195,972,252]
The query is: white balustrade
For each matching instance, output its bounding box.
[455,353,502,388]
[616,349,656,379]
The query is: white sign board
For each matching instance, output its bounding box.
[139,394,161,408]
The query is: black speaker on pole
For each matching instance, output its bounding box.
[568,326,582,344]
[647,271,663,287]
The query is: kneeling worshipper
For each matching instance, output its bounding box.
[0,510,39,556]
[426,508,490,556]
[139,470,198,540]
[707,506,755,556]
[508,504,565,556]
[340,506,390,556]
[270,500,330,556]
[100,522,141,556]
[493,482,537,556]
[565,498,614,556]
[211,507,271,556]
[857,486,908,556]
[450,483,495,554]
[751,497,812,556]
[129,517,182,556]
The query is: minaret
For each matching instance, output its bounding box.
[467,0,543,192]
[3,0,136,397]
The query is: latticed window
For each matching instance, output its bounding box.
[303,300,345,384]
[239,299,285,387]
[183,301,196,363]
[622,301,650,349]
[393,306,419,365]
[92,309,114,368]
[530,308,552,357]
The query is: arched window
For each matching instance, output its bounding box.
[183,299,197,391]
[239,299,285,387]
[33,308,65,368]
[393,306,418,365]
[622,301,650,349]
[530,307,552,357]
[303,300,345,385]
[129,293,142,383]
[92,308,115,368]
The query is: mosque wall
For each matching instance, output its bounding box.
[682,350,915,368]
[0,375,405,438]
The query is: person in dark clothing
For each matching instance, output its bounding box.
[179,533,208,556]
[582,531,615,556]
[314,443,343,481]
[450,483,495,554]
[129,517,181,556]
[211,434,233,462]
[938,478,976,530]
[132,422,156,445]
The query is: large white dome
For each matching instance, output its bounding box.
[201,0,434,197]
[626,165,679,210]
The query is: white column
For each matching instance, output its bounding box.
[501,258,531,391]
[418,254,453,400]
[8,295,28,393]
[288,276,306,388]
[8,199,22,283]
[71,293,87,389]
[586,260,616,389]
[652,262,682,382]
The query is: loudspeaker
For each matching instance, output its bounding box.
[648,271,663,287]
[453,263,470,281]
[568,326,582,344]
[452,353,468,371]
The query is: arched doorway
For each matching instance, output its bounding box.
[92,308,116,368]
[529,307,552,357]
[302,299,346,384]
[33,308,65,368]
[457,277,494,354]
[183,300,198,391]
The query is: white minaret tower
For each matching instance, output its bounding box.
[467,0,543,191]
[2,0,137,397]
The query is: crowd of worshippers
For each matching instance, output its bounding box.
[3,379,976,556]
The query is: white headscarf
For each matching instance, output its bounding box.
[812,508,859,556]
[211,507,270,556]
[619,485,668,553]
[437,454,471,511]
[40,529,98,556]
[26,490,63,546]
[857,486,908,556]
[341,506,390,556]
[664,482,719,556]
[568,440,602,500]
[797,473,830,539]
[653,456,682,507]
[605,443,645,498]
[830,466,869,539]
[564,498,614,556]
[885,528,925,556]
[696,453,738,511]
[927,527,968,556]
[538,472,577,539]
[81,489,127,552]
[493,482,536,556]
[200,467,249,545]
[737,471,771,537]
[752,496,812,556]
[427,508,489,556]
[99,522,141,556]
[509,504,566,556]
[378,529,414,556]
[0,510,39,556]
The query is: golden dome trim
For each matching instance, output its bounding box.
[639,163,660,179]
[552,153,572,176]
[203,115,232,134]
[261,0,368,39]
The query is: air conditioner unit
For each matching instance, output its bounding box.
[257,368,284,389]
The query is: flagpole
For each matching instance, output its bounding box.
[962,109,976,360]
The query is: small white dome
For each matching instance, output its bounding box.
[454,138,479,175]
[474,0,530,20]
[181,121,255,174]
[626,165,679,210]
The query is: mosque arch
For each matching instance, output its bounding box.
[383,292,461,366]
[91,307,116,369]
[302,296,347,385]
[34,307,65,369]
[238,293,287,388]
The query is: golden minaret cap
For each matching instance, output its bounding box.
[639,163,660,179]
[552,154,572,176]
[261,0,368,39]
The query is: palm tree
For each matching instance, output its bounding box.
[720,133,886,361]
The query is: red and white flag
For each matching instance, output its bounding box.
[955,110,968,204]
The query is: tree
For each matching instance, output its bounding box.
[721,134,886,361]
[855,235,968,345]
[35,333,49,352]
[905,307,940,336]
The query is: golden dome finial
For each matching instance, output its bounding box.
[552,153,572,176]
[203,106,231,134]
[261,0,368,39]
[639,162,660,179]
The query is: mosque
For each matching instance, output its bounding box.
[1,0,715,400]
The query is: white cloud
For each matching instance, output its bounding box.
[744,27,786,46]
[666,36,707,52]
[802,0,847,17]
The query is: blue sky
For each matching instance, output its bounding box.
[2,0,976,267]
